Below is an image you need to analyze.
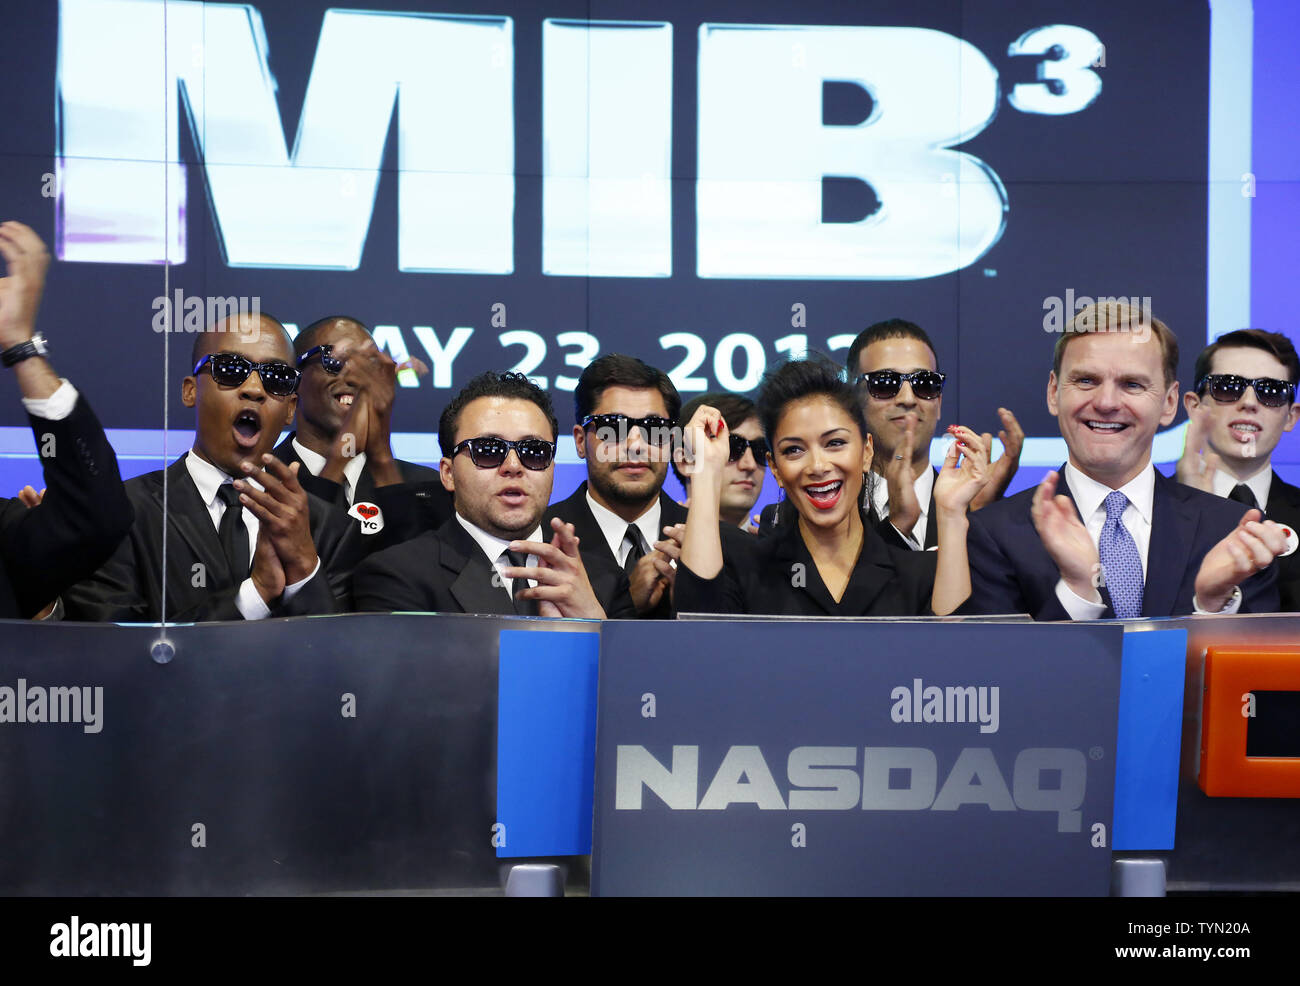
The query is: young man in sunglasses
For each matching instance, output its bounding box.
[65,314,358,621]
[1176,329,1300,609]
[547,354,687,618]
[670,393,766,532]
[0,221,134,619]
[966,303,1286,620]
[351,371,633,617]
[757,319,1023,542]
[273,315,452,544]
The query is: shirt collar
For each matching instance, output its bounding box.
[869,467,933,517]
[454,512,544,565]
[1211,462,1273,509]
[185,449,263,505]
[292,436,367,492]
[585,486,662,556]
[1063,461,1155,524]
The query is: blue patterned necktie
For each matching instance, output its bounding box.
[1098,490,1143,619]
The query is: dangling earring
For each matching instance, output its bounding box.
[774,485,785,526]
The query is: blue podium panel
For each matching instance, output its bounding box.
[592,621,1123,896]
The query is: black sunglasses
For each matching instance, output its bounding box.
[193,353,301,397]
[297,344,343,375]
[581,413,675,447]
[855,369,946,401]
[729,435,768,463]
[451,437,557,471]
[1196,373,1296,409]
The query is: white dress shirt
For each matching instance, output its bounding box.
[585,489,661,567]
[1212,464,1273,511]
[1056,462,1239,619]
[454,513,541,599]
[870,466,935,550]
[292,437,368,505]
[184,451,320,620]
[21,378,78,420]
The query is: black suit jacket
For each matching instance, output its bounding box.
[545,481,688,619]
[64,455,360,622]
[1264,471,1300,612]
[272,433,454,547]
[351,516,637,618]
[966,467,1278,619]
[675,511,937,616]
[756,470,939,549]
[0,395,133,618]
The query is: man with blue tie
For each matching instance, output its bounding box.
[966,302,1286,619]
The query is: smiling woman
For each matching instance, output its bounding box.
[675,357,990,617]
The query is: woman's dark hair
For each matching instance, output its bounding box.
[756,355,868,447]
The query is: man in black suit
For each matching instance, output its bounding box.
[0,221,133,618]
[65,313,356,622]
[274,315,452,545]
[967,302,1286,619]
[1176,329,1300,610]
[758,319,1024,543]
[352,371,632,617]
[670,392,766,532]
[546,354,685,617]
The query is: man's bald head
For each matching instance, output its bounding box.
[294,315,370,359]
[190,312,293,369]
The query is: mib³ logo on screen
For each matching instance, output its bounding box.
[54,0,1102,279]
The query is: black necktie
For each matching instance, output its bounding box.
[216,484,250,578]
[1228,484,1260,511]
[623,524,646,576]
[504,548,536,615]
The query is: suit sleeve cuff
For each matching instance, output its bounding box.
[236,578,272,621]
[1055,578,1106,621]
[1194,586,1243,615]
[21,379,78,421]
[890,522,923,550]
[281,558,322,603]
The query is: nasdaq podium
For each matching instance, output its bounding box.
[0,611,1296,896]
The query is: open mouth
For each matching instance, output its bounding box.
[232,408,263,449]
[1229,421,1261,443]
[497,486,529,507]
[333,391,355,409]
[1084,420,1129,434]
[805,480,843,510]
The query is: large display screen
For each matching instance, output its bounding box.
[0,0,1290,500]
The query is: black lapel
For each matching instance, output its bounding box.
[1143,472,1197,618]
[551,482,617,567]
[159,456,241,584]
[924,467,939,549]
[439,519,516,616]
[271,434,301,468]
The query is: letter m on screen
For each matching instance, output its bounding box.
[55,0,513,272]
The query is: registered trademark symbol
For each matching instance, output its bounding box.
[1088,746,1104,760]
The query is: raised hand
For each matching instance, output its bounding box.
[972,407,1024,510]
[234,456,319,585]
[1175,406,1224,493]
[0,221,50,349]
[933,425,990,515]
[1030,470,1101,601]
[883,415,920,533]
[17,485,45,508]
[504,517,607,619]
[1194,509,1289,611]
[248,524,287,604]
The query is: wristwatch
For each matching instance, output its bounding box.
[1,333,50,368]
